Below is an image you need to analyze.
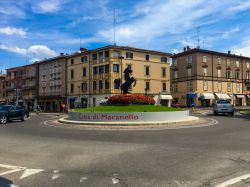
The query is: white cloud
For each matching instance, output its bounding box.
[0,26,26,37]
[0,44,57,60]
[33,0,60,13]
[0,44,27,55]
[233,39,250,57]
[228,0,250,13]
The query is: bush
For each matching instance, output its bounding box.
[107,94,155,105]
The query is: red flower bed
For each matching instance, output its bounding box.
[107,94,155,105]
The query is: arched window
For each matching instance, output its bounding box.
[114,79,120,89]
[99,80,103,90]
[93,81,97,90]
[105,79,109,89]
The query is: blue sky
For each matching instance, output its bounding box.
[1,0,250,70]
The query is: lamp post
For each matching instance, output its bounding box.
[118,56,124,94]
[78,85,81,108]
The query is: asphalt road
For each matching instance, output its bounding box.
[0,112,250,187]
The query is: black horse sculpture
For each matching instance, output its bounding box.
[121,67,137,94]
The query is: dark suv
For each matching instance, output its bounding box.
[0,105,27,124]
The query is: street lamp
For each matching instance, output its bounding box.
[118,56,124,94]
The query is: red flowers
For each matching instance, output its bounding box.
[107,94,155,105]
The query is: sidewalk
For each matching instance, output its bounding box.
[30,112,67,117]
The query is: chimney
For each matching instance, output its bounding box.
[60,52,64,56]
[228,50,231,55]
[80,47,87,53]
[183,47,186,52]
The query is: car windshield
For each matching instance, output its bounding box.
[217,100,231,104]
[0,105,12,111]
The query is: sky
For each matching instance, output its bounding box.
[1,0,250,70]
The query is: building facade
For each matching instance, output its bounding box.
[171,48,250,107]
[0,74,6,104]
[5,63,39,110]
[38,55,67,112]
[67,46,172,108]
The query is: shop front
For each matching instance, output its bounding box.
[235,94,244,106]
[200,93,214,107]
[246,94,250,106]
[186,92,197,107]
[158,94,173,107]
[215,93,231,100]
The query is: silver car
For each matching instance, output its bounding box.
[213,99,234,116]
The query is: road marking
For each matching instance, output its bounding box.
[215,173,250,187]
[51,170,61,180]
[0,164,25,170]
[112,177,119,184]
[20,169,44,179]
[0,168,24,176]
[80,177,88,183]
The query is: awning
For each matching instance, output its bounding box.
[215,93,231,99]
[159,95,173,100]
[200,93,215,100]
[235,94,244,98]
[187,92,197,99]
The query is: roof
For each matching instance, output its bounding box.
[6,62,38,71]
[172,48,250,61]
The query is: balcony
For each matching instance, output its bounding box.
[24,85,36,90]
[25,74,36,79]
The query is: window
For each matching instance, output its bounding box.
[188,56,192,64]
[227,59,230,66]
[247,71,250,79]
[173,59,177,66]
[93,81,97,90]
[42,87,46,93]
[70,69,74,79]
[92,53,97,60]
[105,79,109,89]
[174,71,178,79]
[104,50,109,58]
[126,52,133,59]
[217,58,221,64]
[145,66,150,76]
[235,71,240,80]
[81,56,88,63]
[162,68,166,77]
[218,69,221,78]
[226,70,232,79]
[247,62,250,69]
[203,81,208,91]
[187,68,192,78]
[93,67,98,75]
[104,64,109,73]
[113,50,120,57]
[70,84,74,92]
[70,59,74,65]
[161,57,167,63]
[236,61,239,67]
[236,84,240,93]
[187,81,193,91]
[99,80,103,90]
[203,56,207,63]
[218,82,222,92]
[203,67,207,76]
[145,81,150,91]
[113,64,119,72]
[174,84,178,92]
[162,82,166,91]
[145,54,149,61]
[99,65,104,74]
[82,68,87,77]
[114,79,120,89]
[227,83,231,92]
[81,82,87,91]
[98,52,103,60]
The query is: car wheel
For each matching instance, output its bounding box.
[23,114,28,121]
[0,116,7,124]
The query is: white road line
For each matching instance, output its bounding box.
[20,169,44,179]
[80,177,88,183]
[215,174,250,187]
[51,170,61,180]
[0,164,25,170]
[112,177,119,184]
[0,168,24,176]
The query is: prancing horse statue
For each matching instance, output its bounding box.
[120,67,137,94]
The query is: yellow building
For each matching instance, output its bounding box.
[172,48,250,107]
[67,46,172,108]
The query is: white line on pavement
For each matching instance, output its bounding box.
[20,169,44,179]
[215,174,250,187]
[0,164,25,170]
[80,177,88,182]
[0,168,24,176]
[51,170,61,180]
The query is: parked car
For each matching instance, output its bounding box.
[171,102,181,108]
[0,105,27,124]
[213,99,234,116]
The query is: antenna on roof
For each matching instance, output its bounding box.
[196,26,200,48]
[113,8,117,46]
